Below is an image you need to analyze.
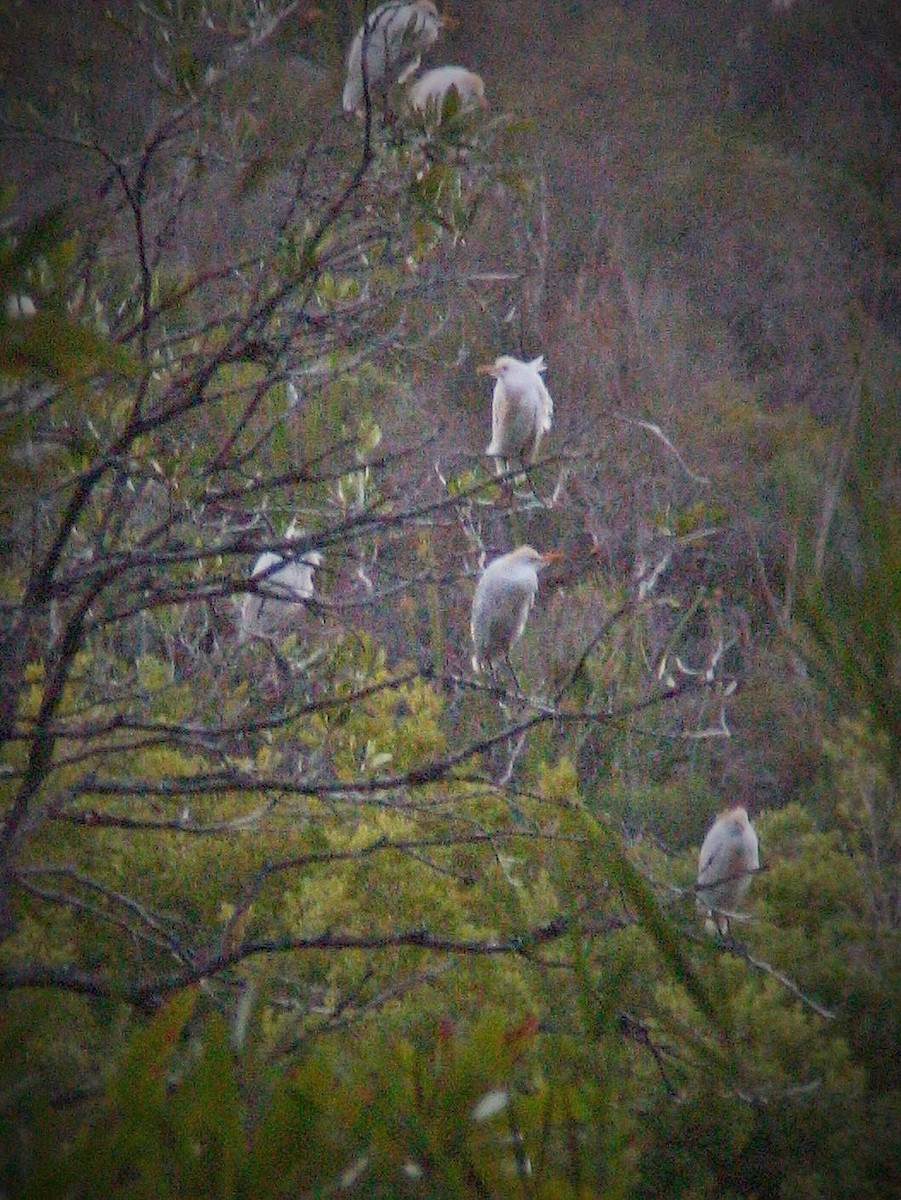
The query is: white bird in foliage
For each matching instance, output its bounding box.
[470,545,560,677]
[696,805,760,935]
[4,293,36,320]
[342,1,448,115]
[408,65,486,115]
[478,354,554,476]
[239,520,322,639]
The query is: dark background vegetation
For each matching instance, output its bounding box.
[0,0,898,1195]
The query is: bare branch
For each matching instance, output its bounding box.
[725,941,836,1022]
[613,413,711,486]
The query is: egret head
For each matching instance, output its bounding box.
[446,66,484,99]
[509,545,562,569]
[477,355,519,381]
[411,1,455,30]
[477,354,548,386]
[725,803,752,822]
[283,520,323,566]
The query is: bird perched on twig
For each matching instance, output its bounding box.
[239,520,322,640]
[478,354,554,479]
[342,1,449,115]
[408,65,487,116]
[470,546,560,684]
[696,805,760,936]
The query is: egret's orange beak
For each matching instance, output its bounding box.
[476,362,498,377]
[540,550,564,564]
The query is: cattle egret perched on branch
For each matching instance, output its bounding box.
[696,805,760,935]
[408,65,487,115]
[239,520,322,640]
[342,1,448,114]
[479,355,554,477]
[471,546,560,677]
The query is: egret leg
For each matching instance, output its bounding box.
[504,654,524,694]
[482,661,513,716]
[512,461,544,509]
[712,910,733,940]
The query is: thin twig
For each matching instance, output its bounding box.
[726,942,836,1021]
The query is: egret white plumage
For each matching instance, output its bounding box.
[478,354,554,477]
[239,520,322,640]
[470,545,560,676]
[4,294,36,320]
[696,805,760,935]
[342,1,447,115]
[408,65,486,115]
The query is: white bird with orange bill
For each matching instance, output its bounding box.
[478,354,554,478]
[408,65,486,116]
[470,545,560,681]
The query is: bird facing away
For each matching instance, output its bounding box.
[408,65,487,116]
[470,545,560,675]
[478,354,554,476]
[239,521,322,640]
[696,805,760,935]
[342,1,446,115]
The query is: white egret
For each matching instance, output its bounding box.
[342,1,448,115]
[470,545,560,677]
[696,805,760,935]
[478,354,554,477]
[4,294,36,320]
[239,520,322,640]
[408,65,486,115]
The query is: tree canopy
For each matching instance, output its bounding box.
[1,1,898,1196]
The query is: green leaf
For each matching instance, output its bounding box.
[0,308,136,381]
[174,1013,244,1200]
[108,989,197,1113]
[582,810,724,1029]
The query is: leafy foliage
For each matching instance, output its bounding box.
[1,0,899,1196]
